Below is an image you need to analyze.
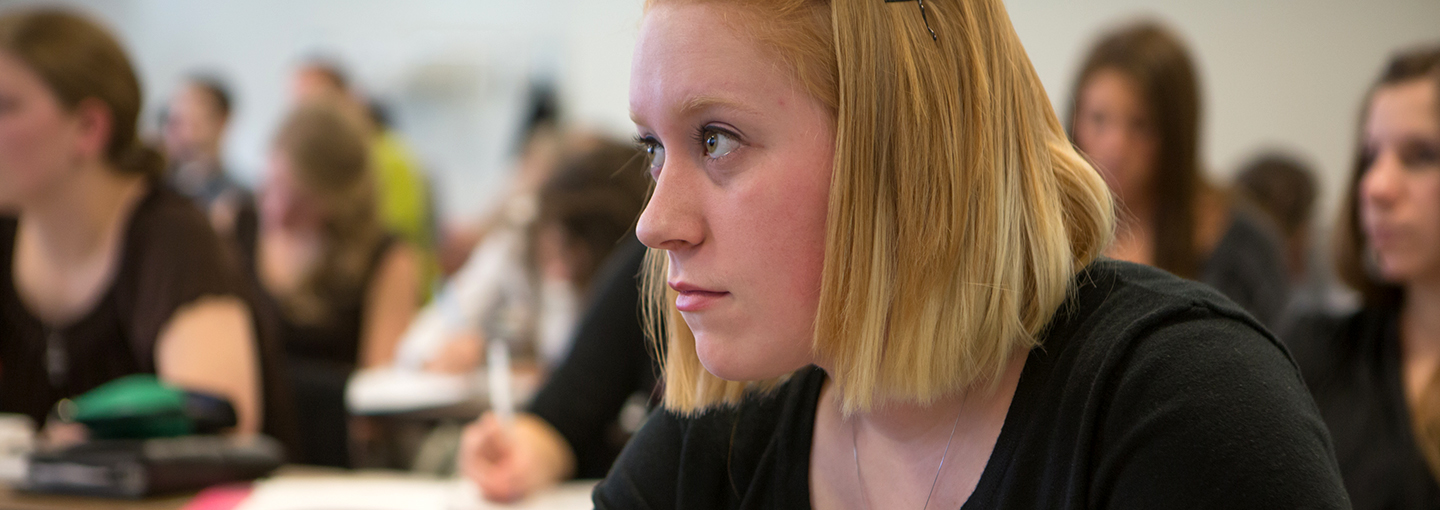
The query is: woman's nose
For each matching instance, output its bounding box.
[636,162,704,252]
[1361,150,1404,211]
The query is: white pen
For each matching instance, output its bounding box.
[487,340,515,430]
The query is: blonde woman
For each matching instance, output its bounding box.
[248,103,420,466]
[593,0,1348,508]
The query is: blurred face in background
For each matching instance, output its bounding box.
[289,67,372,135]
[0,50,92,209]
[259,149,324,233]
[1360,77,1440,286]
[631,4,835,382]
[1074,68,1160,208]
[162,82,227,165]
[290,66,345,104]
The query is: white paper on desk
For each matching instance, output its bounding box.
[235,476,596,510]
[346,368,479,414]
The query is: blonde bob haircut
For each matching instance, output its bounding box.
[642,0,1115,414]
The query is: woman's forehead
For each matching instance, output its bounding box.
[1368,80,1438,139]
[0,50,46,96]
[629,3,804,128]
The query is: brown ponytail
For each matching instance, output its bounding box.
[116,142,167,179]
[0,8,159,178]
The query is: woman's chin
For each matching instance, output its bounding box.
[1374,255,1430,284]
[694,332,807,382]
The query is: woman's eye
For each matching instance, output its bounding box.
[644,142,665,175]
[702,129,739,159]
[1400,141,1440,170]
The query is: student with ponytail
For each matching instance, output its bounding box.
[1284,45,1440,509]
[245,102,421,467]
[0,8,274,440]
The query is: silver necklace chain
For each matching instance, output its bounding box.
[851,403,964,510]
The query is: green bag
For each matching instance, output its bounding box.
[57,375,192,439]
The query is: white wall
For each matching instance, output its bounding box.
[3,0,1438,224]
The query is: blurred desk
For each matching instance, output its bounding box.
[236,468,595,510]
[0,466,596,510]
[0,484,190,509]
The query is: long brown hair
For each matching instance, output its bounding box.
[1334,45,1440,480]
[0,8,163,178]
[1068,21,1204,278]
[1335,46,1440,307]
[273,102,386,325]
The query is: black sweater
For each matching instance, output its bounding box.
[1283,305,1440,509]
[595,259,1349,509]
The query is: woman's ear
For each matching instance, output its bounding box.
[71,97,114,162]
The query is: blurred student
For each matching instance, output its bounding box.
[400,138,649,374]
[459,235,652,502]
[248,102,421,467]
[417,141,649,502]
[426,142,652,502]
[1234,152,1319,282]
[1283,45,1440,510]
[1069,21,1290,326]
[291,59,439,294]
[162,75,257,246]
[0,8,262,435]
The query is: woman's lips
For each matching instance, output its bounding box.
[675,290,729,312]
[670,282,729,312]
[1367,224,1403,250]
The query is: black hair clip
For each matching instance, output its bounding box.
[885,0,938,42]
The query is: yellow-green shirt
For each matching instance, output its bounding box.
[372,130,438,297]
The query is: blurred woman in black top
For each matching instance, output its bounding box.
[1068,21,1290,326]
[248,102,421,466]
[0,8,267,438]
[1284,45,1440,509]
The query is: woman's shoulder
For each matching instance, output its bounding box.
[1201,206,1287,279]
[1065,256,1287,365]
[124,185,238,282]
[1220,204,1286,252]
[115,184,246,339]
[1064,257,1274,338]
[990,259,1349,507]
[1047,258,1300,398]
[128,184,230,256]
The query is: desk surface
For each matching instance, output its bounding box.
[0,466,596,510]
[0,482,194,510]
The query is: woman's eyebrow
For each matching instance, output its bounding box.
[631,94,761,128]
[679,94,761,117]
